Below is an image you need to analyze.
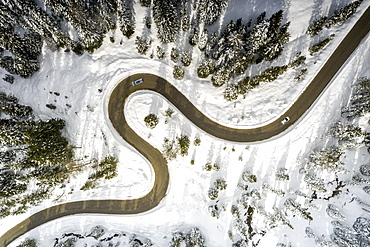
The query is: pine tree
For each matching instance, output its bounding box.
[153,0,180,43]
[118,0,136,39]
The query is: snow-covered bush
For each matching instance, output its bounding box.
[309,36,333,55]
[181,51,192,67]
[304,173,327,192]
[162,138,178,161]
[284,198,313,220]
[275,168,290,181]
[307,0,363,36]
[173,65,185,80]
[360,164,370,176]
[214,178,227,190]
[153,0,180,43]
[156,46,165,60]
[177,134,190,156]
[242,171,257,183]
[326,204,346,221]
[135,36,152,55]
[208,187,219,200]
[342,77,370,120]
[306,146,347,173]
[197,60,215,78]
[224,85,239,101]
[144,114,159,129]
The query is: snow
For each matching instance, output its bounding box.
[1,0,370,246]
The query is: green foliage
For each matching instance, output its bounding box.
[306,146,347,173]
[165,108,175,118]
[214,178,227,190]
[0,93,33,119]
[204,163,212,171]
[135,36,152,55]
[181,51,192,67]
[139,0,151,7]
[307,0,363,36]
[156,46,165,60]
[81,156,118,191]
[153,0,180,43]
[144,113,159,129]
[16,238,38,247]
[224,85,239,101]
[342,77,370,119]
[193,138,201,146]
[170,48,180,63]
[289,55,306,68]
[208,187,219,200]
[309,36,333,55]
[173,66,185,80]
[242,172,257,183]
[3,74,14,84]
[177,134,190,156]
[197,60,215,78]
[211,68,230,87]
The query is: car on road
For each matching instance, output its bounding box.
[281,117,290,125]
[132,78,144,86]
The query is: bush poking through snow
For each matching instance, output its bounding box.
[208,188,219,200]
[341,77,370,120]
[181,51,192,67]
[307,0,363,36]
[214,178,227,190]
[156,46,165,60]
[162,138,178,161]
[177,134,190,156]
[242,171,257,183]
[197,60,216,79]
[170,48,180,63]
[173,65,185,80]
[308,36,333,55]
[224,85,239,101]
[284,198,313,221]
[135,36,152,55]
[81,156,118,190]
[275,168,290,181]
[16,238,38,247]
[144,113,159,129]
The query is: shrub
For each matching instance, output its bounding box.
[144,113,159,128]
[173,65,185,80]
[197,60,215,78]
[177,134,190,156]
[208,188,219,200]
[181,51,191,67]
[170,48,179,62]
[309,36,333,55]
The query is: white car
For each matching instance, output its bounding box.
[132,78,144,86]
[281,117,290,125]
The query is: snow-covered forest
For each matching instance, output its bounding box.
[1,0,370,246]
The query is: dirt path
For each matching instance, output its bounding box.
[1,6,369,246]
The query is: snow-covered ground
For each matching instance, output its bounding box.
[1,0,370,246]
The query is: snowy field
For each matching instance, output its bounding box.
[1,0,370,246]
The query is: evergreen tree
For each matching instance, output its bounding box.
[153,0,180,43]
[118,0,136,39]
[198,0,228,25]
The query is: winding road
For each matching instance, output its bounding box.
[1,5,370,246]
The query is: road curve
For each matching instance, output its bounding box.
[1,5,369,246]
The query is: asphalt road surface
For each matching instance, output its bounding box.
[1,5,369,246]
